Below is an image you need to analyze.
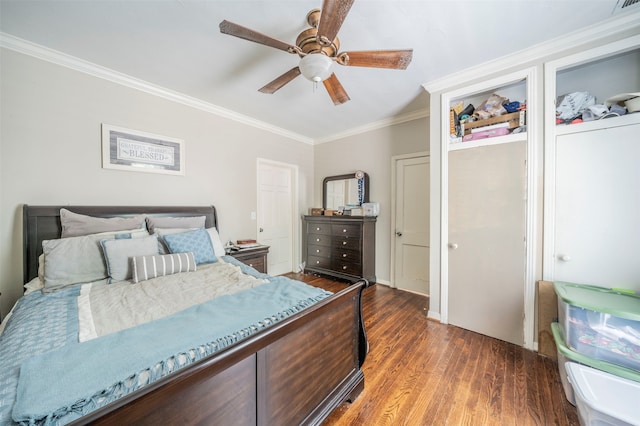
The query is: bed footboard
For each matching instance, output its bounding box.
[72,280,369,426]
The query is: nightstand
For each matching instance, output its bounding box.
[228,245,269,274]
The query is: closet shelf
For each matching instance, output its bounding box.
[555,113,640,136]
[448,132,527,151]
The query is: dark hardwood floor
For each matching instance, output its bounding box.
[285,273,579,426]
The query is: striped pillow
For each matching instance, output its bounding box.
[132,252,196,283]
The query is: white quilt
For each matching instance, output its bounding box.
[78,259,268,342]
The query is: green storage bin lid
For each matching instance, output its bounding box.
[551,323,640,383]
[554,281,640,321]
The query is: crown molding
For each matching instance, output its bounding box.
[422,9,640,94]
[314,108,430,144]
[0,32,314,145]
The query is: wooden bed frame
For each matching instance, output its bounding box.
[23,205,369,425]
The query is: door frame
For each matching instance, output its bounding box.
[390,152,429,290]
[541,37,640,282]
[439,67,538,350]
[256,158,299,274]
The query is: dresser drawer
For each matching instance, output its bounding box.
[308,233,331,247]
[307,244,331,258]
[307,222,332,235]
[308,255,331,269]
[230,245,269,274]
[333,247,360,263]
[241,255,265,273]
[332,236,360,251]
[331,224,361,238]
[332,259,362,276]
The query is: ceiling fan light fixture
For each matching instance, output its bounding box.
[299,53,333,83]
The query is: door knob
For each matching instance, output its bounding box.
[558,254,571,262]
[396,231,403,237]
[448,243,458,250]
[259,228,264,233]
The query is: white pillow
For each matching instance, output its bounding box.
[155,227,225,257]
[100,235,159,282]
[206,228,226,257]
[24,277,44,294]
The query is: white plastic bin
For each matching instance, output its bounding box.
[566,362,640,426]
[551,323,640,405]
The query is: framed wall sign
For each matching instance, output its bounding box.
[102,124,185,175]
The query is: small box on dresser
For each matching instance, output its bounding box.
[302,215,376,284]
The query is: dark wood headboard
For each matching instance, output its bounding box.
[23,205,218,284]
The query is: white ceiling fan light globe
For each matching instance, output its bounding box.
[299,53,333,82]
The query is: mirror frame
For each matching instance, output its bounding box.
[322,172,369,210]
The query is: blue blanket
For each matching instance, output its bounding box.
[7,264,330,425]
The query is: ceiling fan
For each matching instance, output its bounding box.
[219,0,413,105]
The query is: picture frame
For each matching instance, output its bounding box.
[101,124,185,175]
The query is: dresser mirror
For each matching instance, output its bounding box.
[323,171,369,210]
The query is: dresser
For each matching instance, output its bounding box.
[302,215,376,284]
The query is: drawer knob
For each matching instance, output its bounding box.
[316,260,320,264]
[342,241,347,245]
[342,253,347,258]
[316,238,321,242]
[316,227,320,231]
[342,266,347,270]
[342,229,347,233]
[249,263,253,267]
[316,249,320,253]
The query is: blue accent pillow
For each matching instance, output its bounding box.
[162,228,217,265]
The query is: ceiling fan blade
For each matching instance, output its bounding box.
[323,73,350,105]
[219,20,298,54]
[338,49,414,69]
[258,67,301,94]
[316,0,355,44]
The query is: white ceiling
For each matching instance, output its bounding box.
[0,0,625,142]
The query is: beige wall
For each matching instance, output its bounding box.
[0,49,315,315]
[313,119,429,285]
[0,47,429,315]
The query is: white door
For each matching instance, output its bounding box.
[554,123,640,291]
[448,142,526,345]
[326,180,346,209]
[394,155,430,295]
[257,160,295,276]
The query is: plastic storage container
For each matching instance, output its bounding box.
[566,362,640,426]
[554,282,640,372]
[551,323,640,405]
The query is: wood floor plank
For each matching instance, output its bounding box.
[488,338,506,423]
[430,328,474,423]
[404,326,462,424]
[399,317,452,424]
[445,330,485,425]
[284,273,579,426]
[513,347,526,426]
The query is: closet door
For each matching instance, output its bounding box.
[554,123,640,290]
[448,141,526,345]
